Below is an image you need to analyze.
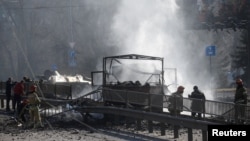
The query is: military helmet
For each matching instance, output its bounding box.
[236,78,243,85]
[177,86,185,92]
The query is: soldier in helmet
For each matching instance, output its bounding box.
[27,84,43,128]
[168,86,185,116]
[234,78,247,124]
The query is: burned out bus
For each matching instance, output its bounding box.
[95,54,165,112]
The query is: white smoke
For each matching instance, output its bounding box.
[111,0,181,56]
[109,0,216,99]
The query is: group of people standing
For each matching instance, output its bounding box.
[5,77,43,128]
[168,78,248,123]
[168,85,206,118]
[4,76,248,126]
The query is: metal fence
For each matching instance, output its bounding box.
[101,88,250,124]
[0,81,5,94]
[1,81,249,124]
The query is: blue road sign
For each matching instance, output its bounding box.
[69,49,76,67]
[51,64,57,71]
[206,45,216,56]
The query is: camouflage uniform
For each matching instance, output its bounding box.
[234,82,247,123]
[27,87,43,128]
[168,86,185,116]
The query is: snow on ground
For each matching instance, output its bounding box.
[0,108,204,141]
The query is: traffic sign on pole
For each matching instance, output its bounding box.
[205,45,216,93]
[206,45,216,56]
[69,49,76,67]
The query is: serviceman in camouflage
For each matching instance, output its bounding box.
[168,86,185,116]
[234,78,247,124]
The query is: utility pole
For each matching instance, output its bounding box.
[247,1,250,89]
[247,23,250,89]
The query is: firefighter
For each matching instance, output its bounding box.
[234,78,247,124]
[27,84,43,128]
[168,86,185,116]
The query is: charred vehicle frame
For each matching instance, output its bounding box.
[98,54,165,112]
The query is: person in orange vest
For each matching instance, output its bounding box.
[27,84,43,128]
[13,80,25,112]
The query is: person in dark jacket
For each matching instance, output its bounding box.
[5,77,15,111]
[234,78,247,123]
[189,86,206,118]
